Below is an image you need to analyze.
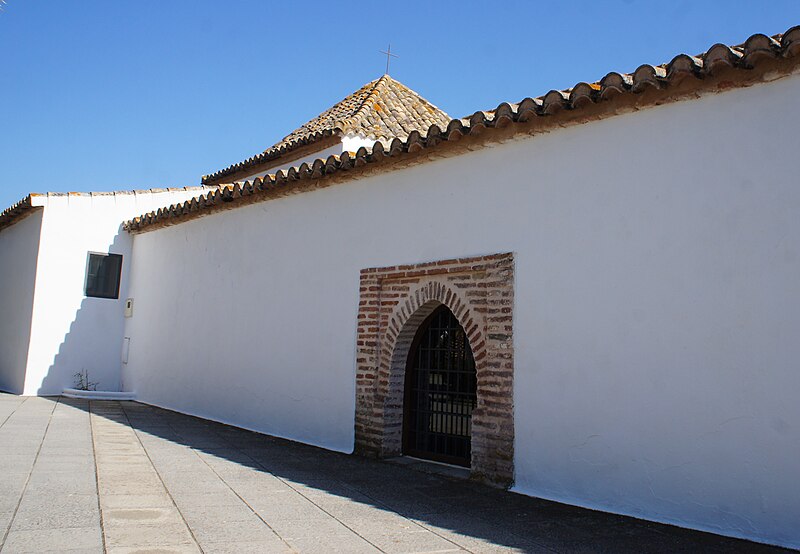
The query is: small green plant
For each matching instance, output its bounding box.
[73,369,98,391]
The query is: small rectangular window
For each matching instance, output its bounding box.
[85,252,123,299]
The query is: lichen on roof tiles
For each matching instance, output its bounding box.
[202,75,451,185]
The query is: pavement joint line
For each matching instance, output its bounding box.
[255,476,391,554]
[205,429,389,553]
[406,494,557,554]
[0,396,60,551]
[192,423,405,554]
[126,404,471,554]
[133,405,298,554]
[329,484,476,554]
[88,400,108,553]
[1,397,784,552]
[186,439,298,552]
[0,396,26,430]
[211,429,472,553]
[113,402,205,554]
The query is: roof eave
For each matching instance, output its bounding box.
[202,131,343,185]
[126,26,800,234]
[0,194,46,233]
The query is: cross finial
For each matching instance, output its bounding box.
[380,44,399,75]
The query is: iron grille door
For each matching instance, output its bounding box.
[403,306,477,466]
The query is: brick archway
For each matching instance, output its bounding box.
[354,253,514,485]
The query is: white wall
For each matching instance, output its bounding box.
[24,189,211,396]
[0,210,43,394]
[126,74,800,548]
[341,133,377,153]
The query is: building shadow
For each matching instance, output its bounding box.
[39,396,788,554]
[37,227,130,396]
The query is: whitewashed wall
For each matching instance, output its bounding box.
[341,133,377,153]
[0,211,43,394]
[125,74,800,548]
[23,189,211,396]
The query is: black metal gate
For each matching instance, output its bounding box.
[403,305,477,466]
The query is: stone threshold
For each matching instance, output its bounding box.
[62,388,136,400]
[384,455,471,480]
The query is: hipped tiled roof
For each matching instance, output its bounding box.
[0,187,215,233]
[202,75,451,185]
[123,26,800,233]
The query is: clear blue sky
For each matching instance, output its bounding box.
[1,1,797,209]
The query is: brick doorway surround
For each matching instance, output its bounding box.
[354,253,514,486]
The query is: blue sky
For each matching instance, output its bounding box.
[1,1,797,209]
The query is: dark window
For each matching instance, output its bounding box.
[85,253,123,299]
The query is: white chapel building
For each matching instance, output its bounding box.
[1,27,799,549]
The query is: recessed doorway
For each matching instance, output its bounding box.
[402,305,477,467]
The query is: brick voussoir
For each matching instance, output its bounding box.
[354,252,515,486]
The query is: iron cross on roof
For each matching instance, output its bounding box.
[380,44,399,75]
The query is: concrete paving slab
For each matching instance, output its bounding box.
[298,489,382,511]
[177,503,259,524]
[167,492,243,508]
[98,480,167,496]
[31,459,96,471]
[0,479,28,499]
[0,394,791,554]
[93,455,152,465]
[96,469,161,482]
[413,521,540,554]
[365,530,463,554]
[106,546,201,554]
[221,478,289,497]
[347,516,428,536]
[190,540,291,554]
[2,526,103,553]
[26,471,97,486]
[266,515,354,540]
[0,511,13,539]
[99,494,174,510]
[16,493,99,513]
[25,481,96,496]
[103,523,196,548]
[9,506,101,531]
[186,518,279,545]
[324,501,413,525]
[154,479,230,496]
[0,499,21,515]
[0,458,37,471]
[102,507,186,528]
[285,533,383,553]
[245,495,331,522]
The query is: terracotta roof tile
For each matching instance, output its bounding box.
[202,75,451,185]
[116,25,798,232]
[0,194,40,232]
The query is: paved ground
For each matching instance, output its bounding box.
[0,394,791,554]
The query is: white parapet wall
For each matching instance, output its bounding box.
[124,74,800,548]
[0,209,44,394]
[4,188,216,396]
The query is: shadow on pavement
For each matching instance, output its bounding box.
[50,396,791,554]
